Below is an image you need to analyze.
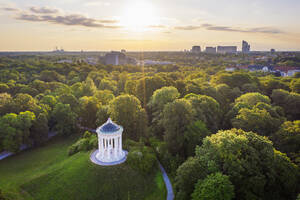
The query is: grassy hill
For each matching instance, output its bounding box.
[0,136,166,200]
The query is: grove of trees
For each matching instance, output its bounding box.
[0,53,299,200]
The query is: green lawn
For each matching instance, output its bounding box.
[0,136,166,200]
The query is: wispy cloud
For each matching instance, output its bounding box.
[1,5,121,29]
[174,25,201,30]
[203,24,283,34]
[29,6,59,14]
[1,7,19,12]
[16,13,120,28]
[174,23,283,34]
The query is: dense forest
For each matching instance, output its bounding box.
[0,53,299,200]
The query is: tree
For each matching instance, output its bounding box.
[136,76,166,106]
[235,92,271,106]
[93,90,115,105]
[39,70,65,82]
[194,129,299,200]
[175,157,207,200]
[109,95,147,140]
[0,111,35,152]
[260,78,289,96]
[162,99,195,155]
[184,120,210,157]
[30,113,49,146]
[79,96,101,128]
[0,83,9,93]
[272,89,300,120]
[40,95,57,110]
[272,120,300,154]
[211,72,255,89]
[96,105,110,126]
[290,79,300,93]
[98,78,118,95]
[272,120,300,167]
[185,94,221,132]
[13,93,39,114]
[0,93,13,115]
[232,107,283,136]
[148,86,180,138]
[191,172,234,200]
[58,93,80,113]
[52,103,77,136]
[124,80,137,96]
[82,77,97,96]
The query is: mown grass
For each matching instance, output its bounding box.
[0,136,166,200]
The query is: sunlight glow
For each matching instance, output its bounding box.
[121,1,158,31]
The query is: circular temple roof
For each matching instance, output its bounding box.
[99,118,120,133]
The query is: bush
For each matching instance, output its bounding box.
[126,140,157,174]
[68,131,97,156]
[68,144,78,156]
[127,148,157,174]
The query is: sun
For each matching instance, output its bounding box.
[121,1,157,31]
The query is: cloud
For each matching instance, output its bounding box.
[29,6,59,14]
[248,27,282,34]
[174,23,283,34]
[203,24,282,34]
[16,13,120,28]
[174,25,201,30]
[1,7,19,12]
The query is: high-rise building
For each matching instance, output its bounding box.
[270,49,276,53]
[191,46,201,53]
[242,40,250,53]
[217,46,237,54]
[205,47,216,53]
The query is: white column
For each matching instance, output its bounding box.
[120,135,122,155]
[99,135,102,158]
[118,136,120,155]
[108,138,110,160]
[114,137,117,158]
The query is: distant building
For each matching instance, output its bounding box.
[242,40,250,53]
[270,49,276,53]
[121,49,126,53]
[104,51,136,65]
[217,46,237,54]
[191,46,201,53]
[205,47,216,53]
[105,51,127,65]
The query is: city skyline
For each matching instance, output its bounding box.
[0,0,300,51]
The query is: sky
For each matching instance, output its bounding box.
[0,0,300,51]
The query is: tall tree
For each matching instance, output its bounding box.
[148,86,180,138]
[109,95,147,140]
[162,99,195,155]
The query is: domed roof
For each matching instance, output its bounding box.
[99,118,120,133]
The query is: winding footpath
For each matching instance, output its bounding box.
[158,161,174,200]
[0,131,57,161]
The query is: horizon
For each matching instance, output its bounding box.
[0,0,300,51]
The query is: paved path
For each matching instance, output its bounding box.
[158,161,174,200]
[0,131,57,161]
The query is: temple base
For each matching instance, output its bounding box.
[90,149,127,166]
